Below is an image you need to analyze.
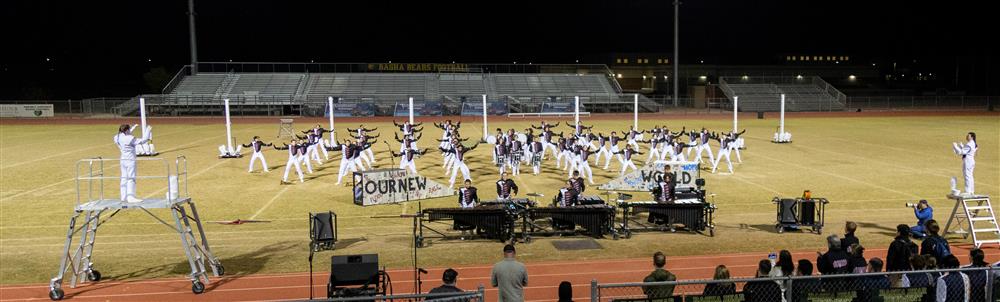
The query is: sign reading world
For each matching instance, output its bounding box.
[598,161,700,192]
[352,168,454,206]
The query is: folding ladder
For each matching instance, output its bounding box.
[943,194,1000,248]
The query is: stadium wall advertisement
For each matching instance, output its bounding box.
[330,102,375,117]
[394,100,444,116]
[598,161,700,191]
[541,102,585,113]
[352,168,454,206]
[0,104,54,118]
[460,100,509,116]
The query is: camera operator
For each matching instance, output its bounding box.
[908,200,933,238]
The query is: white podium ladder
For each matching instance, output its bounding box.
[943,194,1000,248]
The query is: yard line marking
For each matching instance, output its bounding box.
[249,186,290,220]
[0,126,201,170]
[744,137,921,199]
[729,173,784,195]
[800,138,998,189]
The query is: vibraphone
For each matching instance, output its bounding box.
[577,195,605,206]
[526,204,618,239]
[479,198,536,208]
[618,200,716,237]
[417,206,515,247]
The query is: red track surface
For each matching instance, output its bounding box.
[2,244,996,301]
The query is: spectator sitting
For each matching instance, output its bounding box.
[919,220,951,264]
[743,259,782,302]
[855,258,890,302]
[642,251,677,300]
[924,255,941,281]
[841,221,860,251]
[905,255,933,288]
[910,200,933,238]
[964,248,989,302]
[817,235,850,275]
[771,250,795,278]
[702,265,736,296]
[558,281,573,302]
[429,268,463,294]
[935,255,970,302]
[791,260,819,302]
[847,243,868,274]
[491,244,528,302]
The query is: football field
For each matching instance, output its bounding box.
[1,111,997,285]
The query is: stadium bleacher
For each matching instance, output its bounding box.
[719,76,846,112]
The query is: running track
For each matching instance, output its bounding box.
[2,244,996,301]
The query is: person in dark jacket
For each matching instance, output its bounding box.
[792,260,819,302]
[965,248,989,302]
[743,260,782,302]
[702,265,736,296]
[557,281,573,302]
[817,235,850,275]
[919,220,951,264]
[429,268,464,294]
[841,221,860,251]
[846,243,868,274]
[935,255,970,302]
[642,252,677,300]
[886,224,918,272]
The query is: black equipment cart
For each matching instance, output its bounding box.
[772,197,829,234]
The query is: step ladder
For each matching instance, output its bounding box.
[943,194,1000,248]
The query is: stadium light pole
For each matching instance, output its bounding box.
[188,0,198,74]
[673,0,680,107]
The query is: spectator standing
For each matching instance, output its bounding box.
[817,235,850,275]
[935,255,970,302]
[847,244,868,274]
[642,251,677,300]
[887,224,919,287]
[919,220,952,264]
[964,249,989,302]
[841,221,860,251]
[491,244,528,302]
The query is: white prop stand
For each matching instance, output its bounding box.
[482,94,488,139]
[574,96,580,130]
[733,96,738,133]
[219,99,242,158]
[634,94,639,130]
[328,96,336,144]
[136,97,158,156]
[773,94,792,143]
[408,97,414,125]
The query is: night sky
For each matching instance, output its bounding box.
[2,0,996,99]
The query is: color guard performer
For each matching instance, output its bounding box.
[242,136,273,173]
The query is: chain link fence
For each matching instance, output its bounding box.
[594,267,998,302]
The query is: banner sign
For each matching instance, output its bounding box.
[394,100,443,116]
[352,168,454,206]
[460,100,509,116]
[0,104,54,118]
[598,161,700,192]
[541,102,585,113]
[331,102,375,117]
[367,63,471,72]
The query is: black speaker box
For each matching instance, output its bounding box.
[329,254,379,287]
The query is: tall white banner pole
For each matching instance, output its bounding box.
[224,98,233,152]
[408,97,414,125]
[733,96,739,133]
[633,94,639,130]
[780,94,786,135]
[328,96,335,143]
[482,94,488,139]
[139,97,148,133]
[574,96,580,131]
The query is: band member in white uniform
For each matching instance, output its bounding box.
[303,125,330,160]
[294,139,314,174]
[613,144,643,175]
[391,148,427,174]
[604,132,624,170]
[296,132,323,165]
[730,129,746,163]
[566,122,594,136]
[393,120,423,137]
[509,138,524,176]
[395,132,422,152]
[640,133,665,164]
[623,127,644,151]
[114,124,151,202]
[529,140,545,175]
[348,126,378,167]
[592,133,611,166]
[496,172,519,200]
[694,129,716,164]
[710,133,735,174]
[442,141,479,187]
[243,136,273,173]
[572,145,596,184]
[952,132,978,195]
[274,140,305,183]
[327,140,357,185]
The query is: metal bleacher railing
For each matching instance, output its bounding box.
[593,266,999,302]
[718,76,847,112]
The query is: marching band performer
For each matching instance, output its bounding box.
[613,144,643,175]
[604,131,624,170]
[566,122,594,136]
[494,136,509,174]
[952,132,978,195]
[623,126,644,151]
[651,165,676,203]
[496,172,519,200]
[296,132,323,165]
[694,129,716,164]
[458,179,479,208]
[348,126,379,167]
[274,140,305,184]
[242,136,273,173]
[296,139,315,174]
[328,139,358,185]
[393,120,423,137]
[711,132,736,174]
[554,180,579,207]
[639,133,665,164]
[114,124,152,202]
[442,141,480,187]
[571,170,587,193]
[529,139,545,175]
[395,132,423,152]
[303,125,330,160]
[509,137,524,176]
[730,129,746,163]
[391,148,428,174]
[592,133,611,166]
[573,145,596,184]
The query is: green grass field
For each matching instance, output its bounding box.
[1,113,998,285]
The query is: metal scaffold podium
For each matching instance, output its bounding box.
[943,193,1000,248]
[48,156,222,301]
